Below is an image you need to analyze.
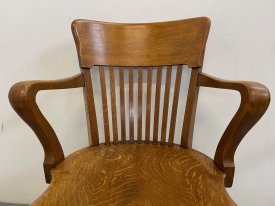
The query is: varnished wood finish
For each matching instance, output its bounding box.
[168,65,183,145]
[99,66,111,145]
[153,67,162,143]
[32,143,236,206]
[129,67,134,143]
[161,66,172,144]
[198,73,270,186]
[145,67,152,143]
[82,69,99,146]
[181,68,201,147]
[119,67,126,143]
[9,74,84,183]
[137,68,143,143]
[9,17,271,205]
[71,17,210,67]
[109,66,119,144]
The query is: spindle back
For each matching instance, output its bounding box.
[72,17,211,147]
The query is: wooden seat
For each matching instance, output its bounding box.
[9,17,270,205]
[33,143,234,206]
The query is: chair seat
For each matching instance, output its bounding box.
[32,143,235,206]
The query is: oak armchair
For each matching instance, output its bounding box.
[9,17,270,205]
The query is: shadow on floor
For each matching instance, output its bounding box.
[0,203,27,206]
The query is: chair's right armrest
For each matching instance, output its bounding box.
[9,74,84,183]
[197,72,270,187]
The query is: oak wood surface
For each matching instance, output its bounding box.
[145,67,152,143]
[71,17,210,68]
[137,68,143,143]
[9,74,84,183]
[109,66,119,144]
[129,67,134,143]
[168,65,183,145]
[152,67,162,143]
[160,66,172,144]
[82,68,100,146]
[198,73,270,186]
[32,143,236,206]
[8,17,271,205]
[181,68,201,148]
[99,66,111,145]
[119,67,126,143]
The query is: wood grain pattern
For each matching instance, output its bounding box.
[153,67,162,143]
[82,69,99,146]
[129,67,134,143]
[145,67,152,143]
[137,68,143,143]
[9,17,271,205]
[9,74,84,183]
[109,66,118,144]
[119,67,126,143]
[168,65,183,145]
[198,73,270,187]
[99,66,110,145]
[32,143,236,206]
[161,66,172,144]
[181,68,201,148]
[71,17,210,67]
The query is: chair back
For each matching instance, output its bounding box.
[71,17,211,147]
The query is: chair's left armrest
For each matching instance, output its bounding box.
[197,72,270,187]
[9,74,84,183]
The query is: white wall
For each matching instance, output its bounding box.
[0,0,274,205]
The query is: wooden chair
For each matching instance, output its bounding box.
[9,17,270,205]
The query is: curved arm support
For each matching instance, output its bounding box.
[197,72,270,187]
[9,74,84,183]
